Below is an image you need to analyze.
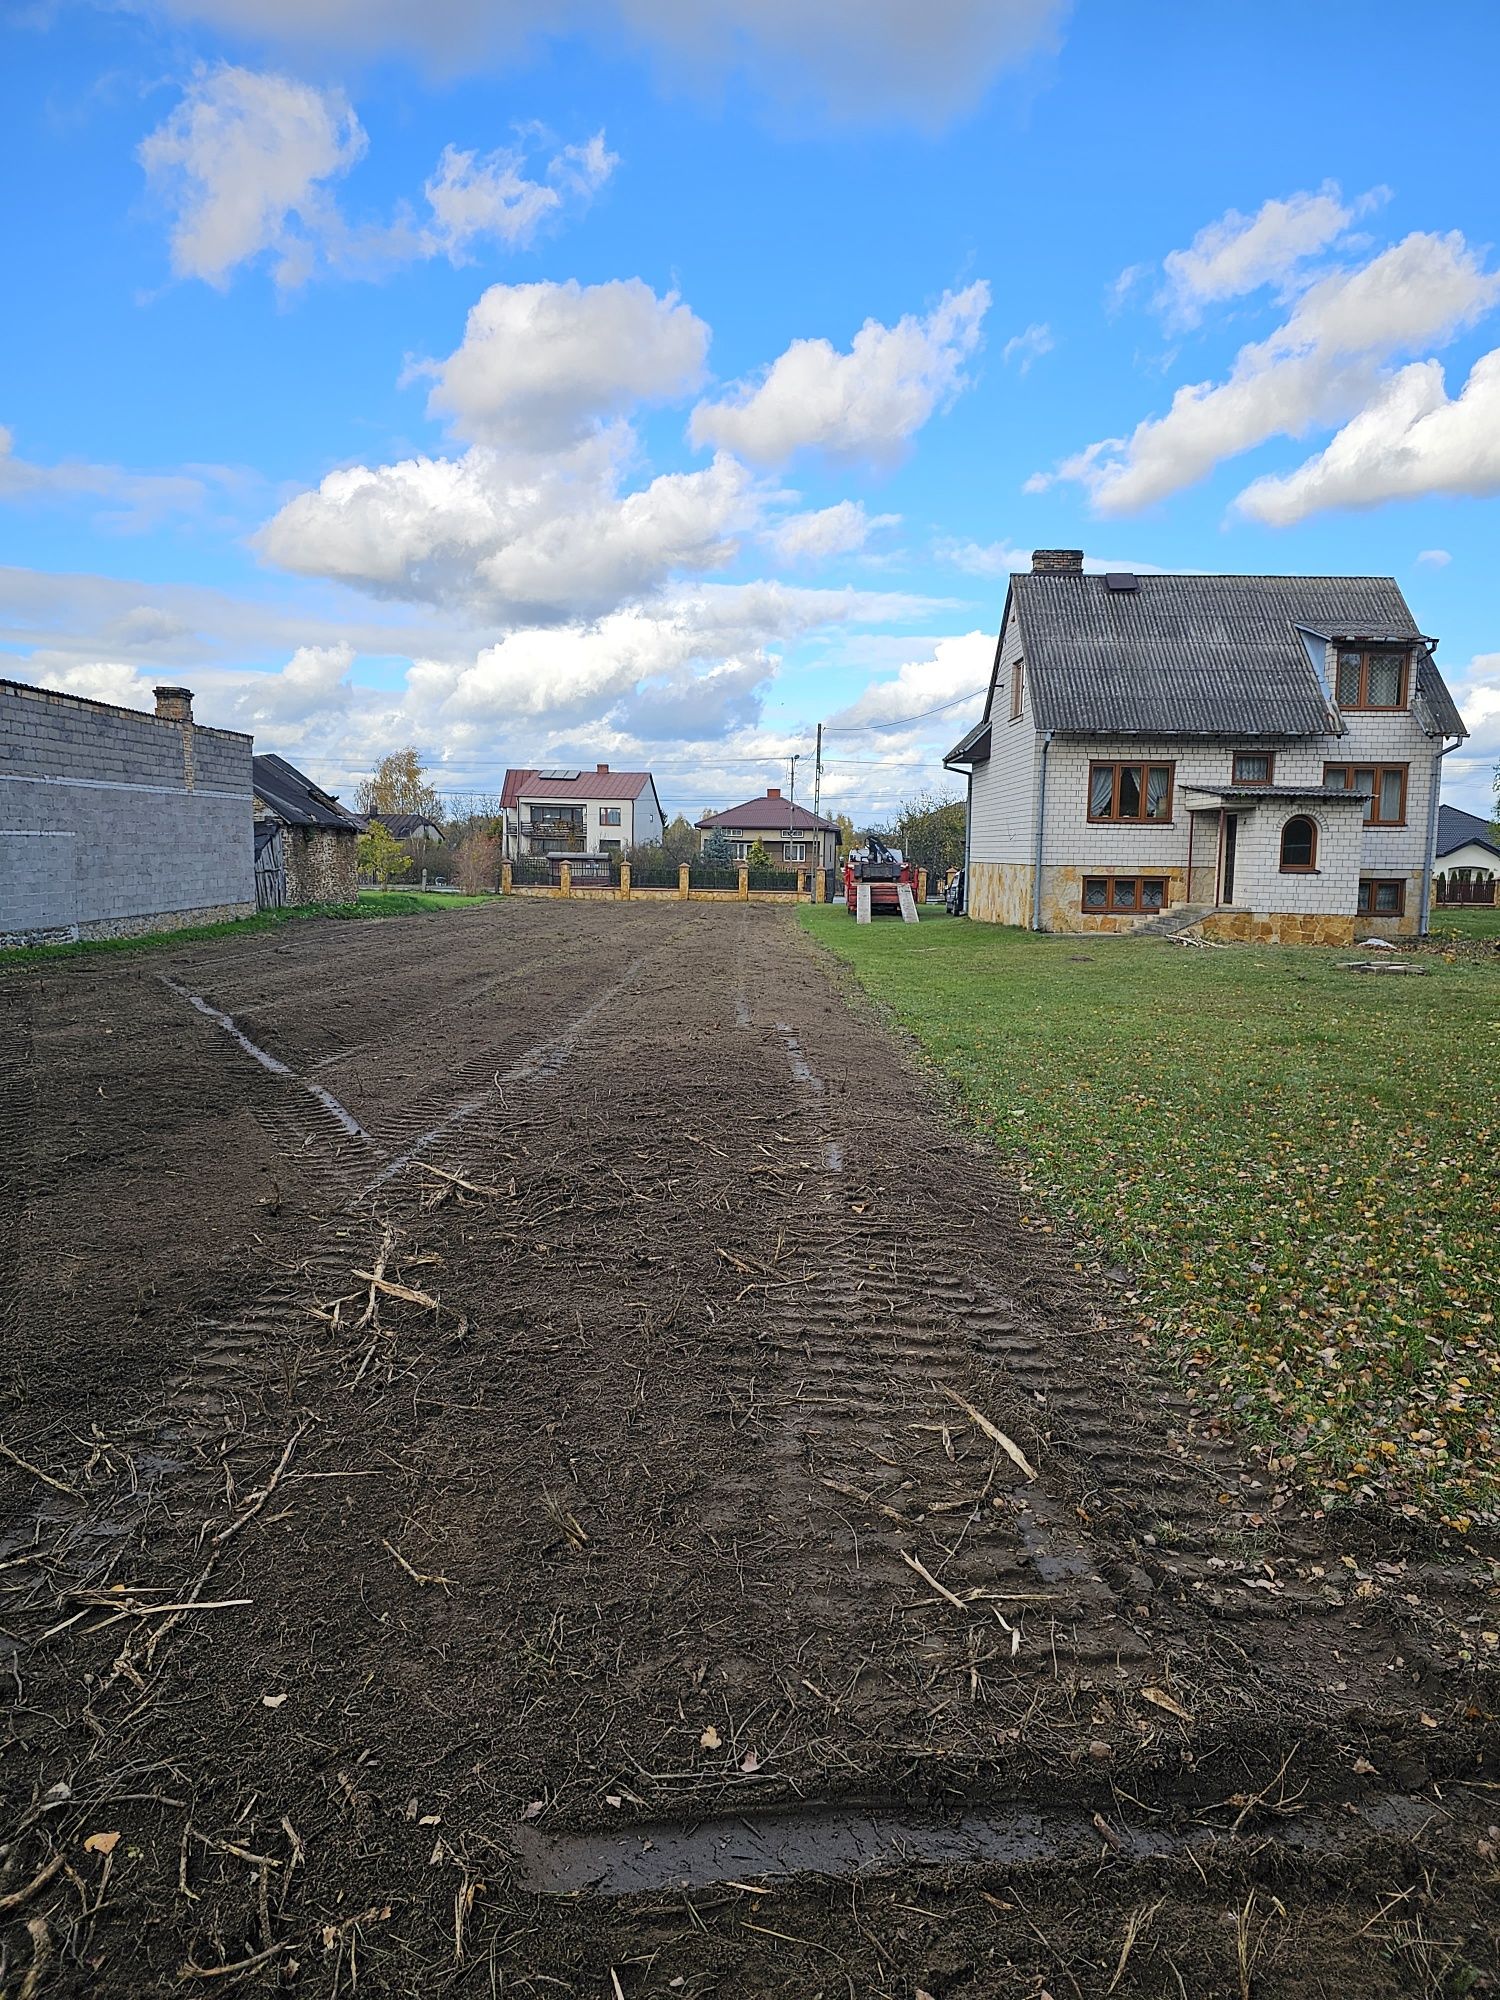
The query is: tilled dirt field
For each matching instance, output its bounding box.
[1,899,1497,1998]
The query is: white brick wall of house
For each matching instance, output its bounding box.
[956,584,1457,938]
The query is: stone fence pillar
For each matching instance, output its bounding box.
[738,866,749,901]
[678,863,691,899]
[619,861,631,900]
[814,869,826,904]
[501,861,513,893]
[558,861,572,897]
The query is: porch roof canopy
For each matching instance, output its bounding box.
[1181,782,1367,810]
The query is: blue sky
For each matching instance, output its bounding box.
[4,0,1498,822]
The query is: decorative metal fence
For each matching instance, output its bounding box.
[630,857,681,888]
[746,865,798,894]
[688,863,741,892]
[511,854,550,885]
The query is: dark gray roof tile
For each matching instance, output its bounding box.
[1436,802,1500,857]
[1008,572,1465,739]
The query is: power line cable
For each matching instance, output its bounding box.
[821,686,987,733]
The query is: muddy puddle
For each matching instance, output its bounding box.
[508,1789,1443,1895]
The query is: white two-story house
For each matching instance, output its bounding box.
[501,764,666,859]
[944,552,1468,945]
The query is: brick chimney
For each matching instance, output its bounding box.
[1032,550,1084,574]
[767,786,781,799]
[154,685,194,722]
[596,762,609,773]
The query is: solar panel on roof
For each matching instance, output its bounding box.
[536,768,583,780]
[1104,573,1139,592]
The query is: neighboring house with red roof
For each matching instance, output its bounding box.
[696,789,842,870]
[500,764,665,858]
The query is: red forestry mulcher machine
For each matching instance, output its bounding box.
[844,838,920,923]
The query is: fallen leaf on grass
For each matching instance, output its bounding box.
[84,1832,120,1856]
[700,1726,722,1751]
[1140,1686,1193,1723]
[520,1800,546,1823]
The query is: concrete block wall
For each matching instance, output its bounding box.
[1,680,255,945]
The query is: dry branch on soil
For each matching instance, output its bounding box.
[937,1386,1038,1481]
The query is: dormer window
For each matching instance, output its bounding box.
[1335,646,1408,711]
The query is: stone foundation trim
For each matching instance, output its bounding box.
[2,901,258,951]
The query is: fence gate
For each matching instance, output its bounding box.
[254,823,286,911]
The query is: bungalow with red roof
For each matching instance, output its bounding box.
[696,788,841,871]
[501,764,665,859]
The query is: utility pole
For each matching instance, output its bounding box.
[787,752,799,831]
[812,723,823,819]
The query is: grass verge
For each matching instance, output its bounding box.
[1,888,491,973]
[801,907,1500,1528]
[1426,905,1500,941]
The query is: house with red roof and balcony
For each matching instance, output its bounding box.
[696,788,842,871]
[500,764,665,860]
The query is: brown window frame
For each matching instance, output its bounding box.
[1010,658,1025,721]
[1322,761,1408,827]
[1231,749,1274,785]
[1086,759,1175,824]
[1333,645,1410,712]
[1357,878,1406,917]
[1081,874,1170,916]
[598,806,622,826]
[1279,814,1319,873]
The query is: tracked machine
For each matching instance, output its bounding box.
[844,838,920,924]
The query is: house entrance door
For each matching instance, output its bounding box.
[1221,813,1238,904]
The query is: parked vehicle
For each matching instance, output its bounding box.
[944,868,966,917]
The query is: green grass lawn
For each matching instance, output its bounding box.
[1426,904,1500,941]
[802,908,1500,1528]
[1,887,491,972]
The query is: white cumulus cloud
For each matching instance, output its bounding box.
[140,66,613,288]
[1236,350,1500,525]
[763,500,897,563]
[1155,182,1382,327]
[414,278,710,448]
[690,282,989,466]
[420,131,616,261]
[256,437,762,619]
[1036,231,1500,514]
[825,629,992,732]
[139,65,366,288]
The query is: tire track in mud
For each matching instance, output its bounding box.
[5,903,1497,1994]
[0,907,697,1585]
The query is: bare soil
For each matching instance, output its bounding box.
[1,899,1497,1997]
